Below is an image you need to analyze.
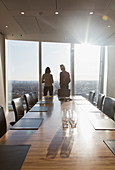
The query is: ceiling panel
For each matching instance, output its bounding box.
[107,0,115,9]
[58,0,111,10]
[2,0,56,10]
[58,15,113,44]
[37,16,57,33]
[59,15,100,31]
[105,33,115,45]
[58,0,79,10]
[0,0,115,44]
[79,0,111,10]
[14,16,41,34]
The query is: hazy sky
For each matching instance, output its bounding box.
[75,44,100,80]
[6,40,100,81]
[7,40,39,81]
[42,42,70,81]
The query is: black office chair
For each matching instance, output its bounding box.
[97,93,105,111]
[88,91,95,104]
[58,89,70,98]
[24,94,34,112]
[30,92,38,104]
[0,106,7,138]
[10,97,24,125]
[103,97,115,120]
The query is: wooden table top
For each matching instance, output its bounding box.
[0,96,115,170]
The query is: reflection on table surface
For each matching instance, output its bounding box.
[0,96,115,170]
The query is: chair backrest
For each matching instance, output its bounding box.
[97,93,105,111]
[58,89,70,97]
[31,93,38,104]
[12,97,24,122]
[88,91,95,103]
[24,94,34,112]
[103,97,115,120]
[0,106,7,138]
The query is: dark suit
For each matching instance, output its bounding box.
[60,70,70,89]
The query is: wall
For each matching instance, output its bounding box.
[0,33,6,112]
[107,46,115,98]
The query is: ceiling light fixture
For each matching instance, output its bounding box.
[55,0,59,15]
[108,25,111,27]
[21,12,24,15]
[55,11,59,15]
[5,25,8,28]
[89,12,93,15]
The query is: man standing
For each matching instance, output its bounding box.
[60,64,71,89]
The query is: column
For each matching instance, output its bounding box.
[71,44,74,95]
[39,41,42,99]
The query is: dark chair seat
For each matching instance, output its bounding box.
[0,106,7,138]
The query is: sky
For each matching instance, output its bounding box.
[42,42,70,81]
[6,40,100,81]
[7,40,39,81]
[75,44,100,80]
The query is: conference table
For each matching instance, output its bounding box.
[0,96,115,169]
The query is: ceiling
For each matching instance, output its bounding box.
[0,0,115,45]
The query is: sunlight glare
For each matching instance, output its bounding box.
[75,44,100,81]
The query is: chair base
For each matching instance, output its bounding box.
[10,122,16,126]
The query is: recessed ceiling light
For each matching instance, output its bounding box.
[55,11,59,15]
[89,12,93,15]
[108,25,111,27]
[21,11,24,15]
[5,25,8,28]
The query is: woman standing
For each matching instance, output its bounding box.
[42,67,54,96]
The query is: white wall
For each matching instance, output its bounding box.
[0,33,6,112]
[107,46,115,98]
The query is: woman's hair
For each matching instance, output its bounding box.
[60,64,65,71]
[45,67,51,74]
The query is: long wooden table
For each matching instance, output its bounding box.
[0,96,115,169]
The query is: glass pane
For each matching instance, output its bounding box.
[42,42,70,95]
[6,40,39,109]
[74,44,100,99]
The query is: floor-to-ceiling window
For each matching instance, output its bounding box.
[42,42,70,95]
[6,40,39,109]
[74,44,100,99]
[6,40,101,109]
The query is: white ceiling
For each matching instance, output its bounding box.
[0,0,115,45]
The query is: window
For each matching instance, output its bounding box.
[6,40,39,109]
[42,42,71,95]
[74,44,100,98]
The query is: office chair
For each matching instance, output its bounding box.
[24,94,34,112]
[88,91,95,104]
[97,93,105,111]
[58,89,70,98]
[30,92,38,104]
[0,106,7,138]
[10,97,24,125]
[103,97,115,120]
